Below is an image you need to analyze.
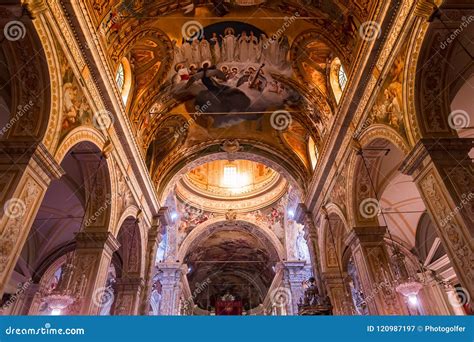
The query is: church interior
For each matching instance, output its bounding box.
[0,0,473,316]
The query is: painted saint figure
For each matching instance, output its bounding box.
[209,32,221,64]
[221,28,237,62]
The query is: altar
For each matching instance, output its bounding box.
[215,300,243,315]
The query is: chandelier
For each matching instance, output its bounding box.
[43,253,76,314]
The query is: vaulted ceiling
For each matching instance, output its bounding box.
[83,0,379,197]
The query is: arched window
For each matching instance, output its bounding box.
[338,64,348,91]
[329,57,347,104]
[115,58,132,105]
[308,137,319,170]
[115,62,124,90]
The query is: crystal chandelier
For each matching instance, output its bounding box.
[43,254,76,314]
[391,248,423,300]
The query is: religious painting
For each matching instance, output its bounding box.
[166,21,301,130]
[368,45,408,139]
[57,43,93,138]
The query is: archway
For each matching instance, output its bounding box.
[177,218,284,314]
[1,140,112,315]
[348,133,459,314]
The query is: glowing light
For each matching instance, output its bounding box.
[223,164,238,186]
[407,294,418,306]
[222,163,250,193]
[51,309,61,316]
[288,210,295,219]
[170,212,178,221]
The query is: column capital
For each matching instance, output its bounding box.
[414,0,442,19]
[22,0,49,16]
[400,138,473,175]
[115,277,145,291]
[75,231,120,254]
[283,260,306,270]
[156,262,186,285]
[345,226,387,246]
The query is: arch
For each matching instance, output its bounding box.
[114,204,141,237]
[347,130,409,227]
[319,204,349,274]
[0,15,52,144]
[33,14,63,151]
[409,8,474,140]
[358,124,411,155]
[177,217,286,263]
[54,131,116,234]
[53,126,107,163]
[158,146,306,206]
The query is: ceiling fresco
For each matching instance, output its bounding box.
[82,1,365,194]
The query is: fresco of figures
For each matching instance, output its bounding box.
[168,22,300,128]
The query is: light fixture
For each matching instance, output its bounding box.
[44,254,76,315]
[51,309,62,316]
[407,294,418,306]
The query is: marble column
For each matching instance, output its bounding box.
[295,204,325,296]
[345,226,407,315]
[323,272,354,315]
[156,262,186,315]
[400,138,474,305]
[67,232,120,315]
[282,261,306,315]
[112,277,144,315]
[139,208,168,315]
[418,271,453,315]
[0,142,64,296]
